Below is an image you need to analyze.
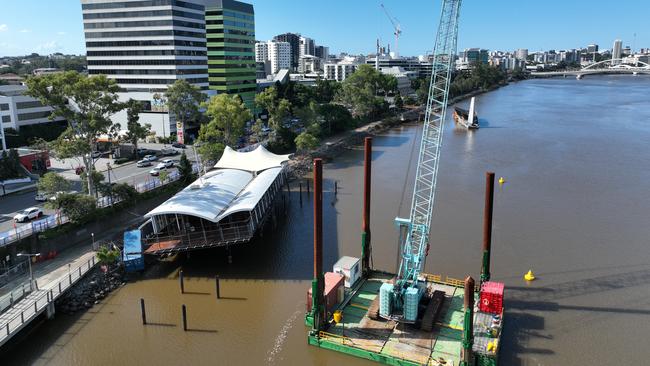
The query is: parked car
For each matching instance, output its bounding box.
[149,167,162,176]
[14,207,43,222]
[172,142,186,149]
[161,159,174,168]
[91,151,102,158]
[143,154,158,162]
[154,162,168,170]
[161,148,178,156]
[35,192,48,202]
[137,160,152,167]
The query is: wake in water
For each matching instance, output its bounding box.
[266,308,302,365]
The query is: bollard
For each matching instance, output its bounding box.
[6,323,9,336]
[59,282,62,293]
[306,180,310,195]
[140,298,147,325]
[215,275,221,299]
[21,311,24,323]
[182,304,188,331]
[334,181,338,195]
[79,266,82,277]
[179,270,185,294]
[299,183,303,206]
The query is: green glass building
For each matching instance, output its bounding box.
[205,0,256,110]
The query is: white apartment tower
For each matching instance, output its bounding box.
[80,0,211,138]
[256,40,290,74]
[612,39,623,62]
[299,36,315,58]
[323,61,356,82]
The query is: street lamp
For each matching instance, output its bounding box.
[17,252,40,291]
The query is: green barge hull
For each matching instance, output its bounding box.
[307,271,502,366]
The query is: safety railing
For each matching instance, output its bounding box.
[0,165,198,248]
[0,255,96,344]
[0,281,32,315]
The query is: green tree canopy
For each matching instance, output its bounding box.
[200,93,252,148]
[37,172,71,195]
[177,151,194,183]
[26,71,124,196]
[335,64,388,118]
[294,132,319,152]
[124,99,151,156]
[164,79,206,141]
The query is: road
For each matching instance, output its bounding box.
[0,144,197,235]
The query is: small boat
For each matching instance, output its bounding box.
[453,96,479,129]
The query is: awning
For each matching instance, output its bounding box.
[214,145,290,173]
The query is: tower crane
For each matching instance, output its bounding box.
[380,3,402,56]
[379,0,463,323]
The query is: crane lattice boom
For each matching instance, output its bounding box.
[380,0,462,323]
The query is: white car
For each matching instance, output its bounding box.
[137,160,152,167]
[161,159,174,168]
[14,207,44,222]
[49,191,76,202]
[35,192,48,202]
[149,167,162,176]
[143,154,158,162]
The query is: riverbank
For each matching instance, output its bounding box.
[287,82,509,178]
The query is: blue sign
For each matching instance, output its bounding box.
[123,230,144,272]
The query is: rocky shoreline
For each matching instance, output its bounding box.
[55,265,126,314]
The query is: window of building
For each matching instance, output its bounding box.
[1,115,10,123]
[16,101,43,109]
[82,0,203,12]
[17,111,51,121]
[0,103,9,111]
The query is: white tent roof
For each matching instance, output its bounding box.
[214,145,290,173]
[216,167,282,221]
[144,169,253,223]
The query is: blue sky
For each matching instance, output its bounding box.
[0,0,648,57]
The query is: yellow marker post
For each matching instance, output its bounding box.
[498,177,506,185]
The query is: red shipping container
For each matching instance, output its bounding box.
[307,272,345,313]
[479,281,504,314]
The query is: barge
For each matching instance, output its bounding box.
[453,97,479,129]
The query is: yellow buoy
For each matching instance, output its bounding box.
[498,177,506,184]
[524,270,536,281]
[333,310,343,324]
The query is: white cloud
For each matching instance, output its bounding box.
[0,24,8,32]
[57,31,66,36]
[19,29,31,33]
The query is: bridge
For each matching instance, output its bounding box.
[0,251,97,348]
[531,58,650,79]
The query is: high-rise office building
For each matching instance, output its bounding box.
[205,0,256,110]
[315,45,329,61]
[80,0,210,140]
[612,39,623,62]
[82,0,209,92]
[273,33,300,70]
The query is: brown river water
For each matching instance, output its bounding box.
[2,75,650,365]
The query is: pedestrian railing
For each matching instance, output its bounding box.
[0,165,198,248]
[0,281,32,315]
[0,255,97,345]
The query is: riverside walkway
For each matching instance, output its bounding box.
[0,250,97,348]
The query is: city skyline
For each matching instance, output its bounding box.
[0,0,648,57]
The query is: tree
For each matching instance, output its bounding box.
[96,245,120,273]
[270,99,291,132]
[37,172,71,195]
[124,99,151,157]
[200,93,251,148]
[26,71,124,196]
[112,182,138,202]
[177,151,194,183]
[251,118,265,142]
[319,104,355,135]
[164,79,206,143]
[394,92,404,110]
[158,170,169,183]
[80,169,105,195]
[296,101,320,135]
[0,149,24,180]
[314,78,341,103]
[336,64,386,118]
[56,193,97,223]
[294,132,319,152]
[255,87,291,132]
